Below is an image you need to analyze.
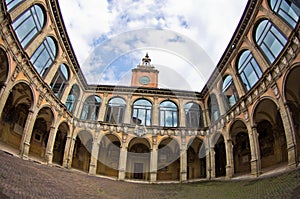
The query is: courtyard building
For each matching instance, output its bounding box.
[0,0,299,183]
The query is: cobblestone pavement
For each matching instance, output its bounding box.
[0,150,299,199]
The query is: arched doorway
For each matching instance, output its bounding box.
[52,122,69,165]
[97,134,120,177]
[126,138,150,180]
[214,134,226,177]
[253,99,288,169]
[230,120,251,175]
[157,138,180,181]
[72,131,93,172]
[284,66,300,163]
[29,107,54,160]
[0,83,33,151]
[187,137,206,180]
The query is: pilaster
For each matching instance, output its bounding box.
[118,145,128,180]
[89,140,100,175]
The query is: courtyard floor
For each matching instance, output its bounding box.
[0,150,299,199]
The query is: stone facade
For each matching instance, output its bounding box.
[0,0,299,183]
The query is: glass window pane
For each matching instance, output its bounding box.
[12,5,45,48]
[6,0,24,12]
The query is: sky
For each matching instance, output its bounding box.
[58,0,248,92]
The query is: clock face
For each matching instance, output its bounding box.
[139,76,150,85]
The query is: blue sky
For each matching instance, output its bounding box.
[58,0,248,91]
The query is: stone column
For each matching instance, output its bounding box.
[123,95,132,124]
[43,61,60,85]
[180,144,187,182]
[179,99,186,127]
[249,125,261,177]
[204,136,211,180]
[150,145,158,183]
[0,83,11,117]
[152,97,159,126]
[225,138,234,179]
[210,145,216,179]
[0,82,6,102]
[98,93,108,121]
[89,140,100,175]
[280,102,298,167]
[216,93,226,116]
[60,83,71,104]
[45,126,57,165]
[62,126,76,168]
[118,145,128,180]
[20,109,36,159]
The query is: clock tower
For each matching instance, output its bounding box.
[131,53,159,88]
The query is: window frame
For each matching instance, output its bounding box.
[184,102,203,128]
[255,19,287,64]
[237,50,263,91]
[131,99,152,126]
[80,95,102,121]
[11,4,45,48]
[159,100,178,128]
[105,97,126,125]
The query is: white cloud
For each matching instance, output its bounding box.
[58,0,248,91]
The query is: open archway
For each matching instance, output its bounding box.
[97,134,121,177]
[214,134,226,177]
[253,99,288,169]
[29,107,54,160]
[0,83,33,151]
[157,138,180,181]
[230,120,251,175]
[52,122,69,165]
[187,137,206,180]
[126,138,151,180]
[284,65,300,163]
[72,131,93,172]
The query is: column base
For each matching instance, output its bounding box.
[118,170,126,180]
[180,172,187,182]
[150,172,157,183]
[250,159,261,177]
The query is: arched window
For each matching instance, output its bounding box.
[50,64,69,99]
[5,0,25,12]
[132,99,152,126]
[222,75,239,110]
[237,50,263,91]
[105,97,126,124]
[30,36,57,77]
[65,84,80,114]
[184,102,203,128]
[11,4,45,48]
[159,100,178,127]
[255,19,287,64]
[208,94,220,123]
[80,95,101,121]
[270,0,300,28]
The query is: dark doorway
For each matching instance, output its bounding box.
[134,163,143,179]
